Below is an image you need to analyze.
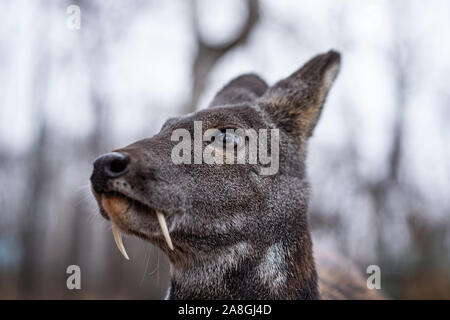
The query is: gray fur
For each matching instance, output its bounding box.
[91,50,344,299]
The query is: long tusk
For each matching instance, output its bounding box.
[112,223,130,260]
[156,210,174,251]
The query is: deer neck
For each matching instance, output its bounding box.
[167,229,319,300]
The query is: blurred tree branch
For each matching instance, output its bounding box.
[183,0,260,114]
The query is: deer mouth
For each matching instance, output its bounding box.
[92,189,174,260]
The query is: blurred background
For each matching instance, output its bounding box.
[0,0,449,299]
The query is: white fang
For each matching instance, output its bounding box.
[156,210,174,250]
[112,223,130,260]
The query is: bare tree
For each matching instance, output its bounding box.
[183,0,260,114]
[17,25,51,298]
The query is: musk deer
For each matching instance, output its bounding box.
[90,50,382,299]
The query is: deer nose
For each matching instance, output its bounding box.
[90,152,130,192]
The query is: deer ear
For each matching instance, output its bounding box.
[209,74,268,108]
[259,50,341,138]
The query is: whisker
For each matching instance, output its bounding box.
[76,184,91,193]
[140,245,152,286]
[148,246,160,276]
[156,249,160,288]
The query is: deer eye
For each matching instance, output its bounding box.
[218,128,241,147]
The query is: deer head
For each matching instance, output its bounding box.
[90,50,341,299]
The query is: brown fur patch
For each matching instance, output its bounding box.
[101,194,130,221]
[315,248,386,300]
